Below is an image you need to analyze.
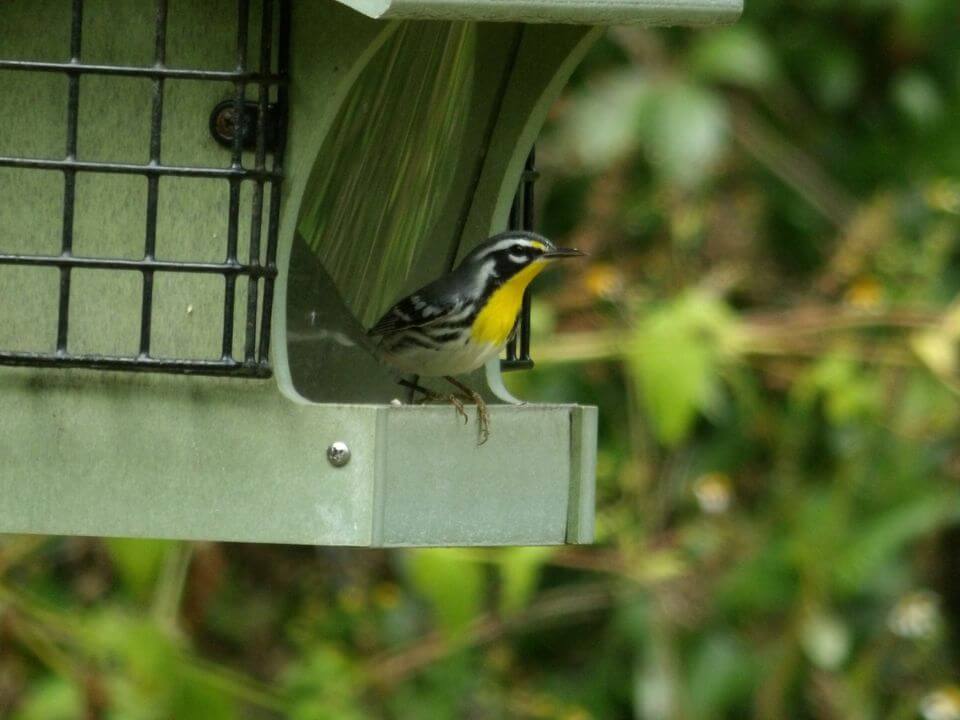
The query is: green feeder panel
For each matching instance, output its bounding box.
[0,0,740,547]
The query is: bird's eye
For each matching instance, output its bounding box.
[512,244,527,254]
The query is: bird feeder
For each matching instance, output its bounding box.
[0,0,741,547]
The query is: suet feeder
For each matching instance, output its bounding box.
[0,0,741,546]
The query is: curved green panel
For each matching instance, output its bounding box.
[297,22,476,328]
[269,4,399,402]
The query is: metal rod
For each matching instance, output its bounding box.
[0,59,284,83]
[257,0,290,366]
[221,0,250,361]
[139,0,168,358]
[0,253,274,277]
[56,0,84,355]
[223,177,241,359]
[501,148,538,372]
[519,147,536,361]
[505,190,522,362]
[244,0,272,363]
[522,148,536,228]
[0,351,271,378]
[0,155,279,180]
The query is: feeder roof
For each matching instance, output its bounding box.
[332,0,742,26]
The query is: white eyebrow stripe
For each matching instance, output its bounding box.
[475,237,527,260]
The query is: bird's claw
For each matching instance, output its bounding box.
[467,390,490,445]
[397,378,492,446]
[476,403,490,445]
[448,394,470,424]
[444,376,491,446]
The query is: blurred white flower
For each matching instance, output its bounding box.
[920,686,960,720]
[801,612,850,671]
[693,473,732,515]
[888,590,941,639]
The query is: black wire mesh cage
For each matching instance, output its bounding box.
[0,0,290,378]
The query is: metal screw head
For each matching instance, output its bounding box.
[326,441,351,468]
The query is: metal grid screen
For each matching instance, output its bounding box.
[0,0,290,377]
[501,149,537,372]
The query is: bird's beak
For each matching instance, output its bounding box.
[543,247,587,259]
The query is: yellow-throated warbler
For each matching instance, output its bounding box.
[368,230,585,443]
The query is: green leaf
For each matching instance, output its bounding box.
[627,292,739,445]
[788,490,850,586]
[808,45,861,110]
[78,612,181,719]
[686,635,756,720]
[555,71,651,171]
[407,549,484,637]
[497,546,553,616]
[104,538,171,599]
[894,371,960,436]
[84,611,178,672]
[717,538,797,615]
[11,678,83,720]
[284,646,366,720]
[169,682,238,720]
[82,611,252,719]
[794,354,881,425]
[892,71,943,127]
[636,82,728,188]
[832,491,960,595]
[688,26,778,89]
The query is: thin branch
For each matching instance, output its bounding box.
[0,535,51,577]
[529,307,940,366]
[368,582,613,688]
[151,542,194,633]
[729,98,857,229]
[0,583,287,713]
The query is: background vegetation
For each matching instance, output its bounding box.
[3,0,960,717]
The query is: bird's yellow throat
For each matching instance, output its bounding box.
[471,260,549,346]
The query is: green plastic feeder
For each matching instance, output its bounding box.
[0,0,740,547]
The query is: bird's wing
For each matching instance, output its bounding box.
[366,293,458,337]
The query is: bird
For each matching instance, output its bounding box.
[367,230,585,444]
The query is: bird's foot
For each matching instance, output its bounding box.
[398,379,470,424]
[445,376,491,446]
[474,395,490,446]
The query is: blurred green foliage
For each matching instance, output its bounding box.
[4,0,960,717]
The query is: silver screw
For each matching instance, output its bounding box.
[327,441,351,468]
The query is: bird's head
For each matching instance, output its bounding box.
[460,231,585,284]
